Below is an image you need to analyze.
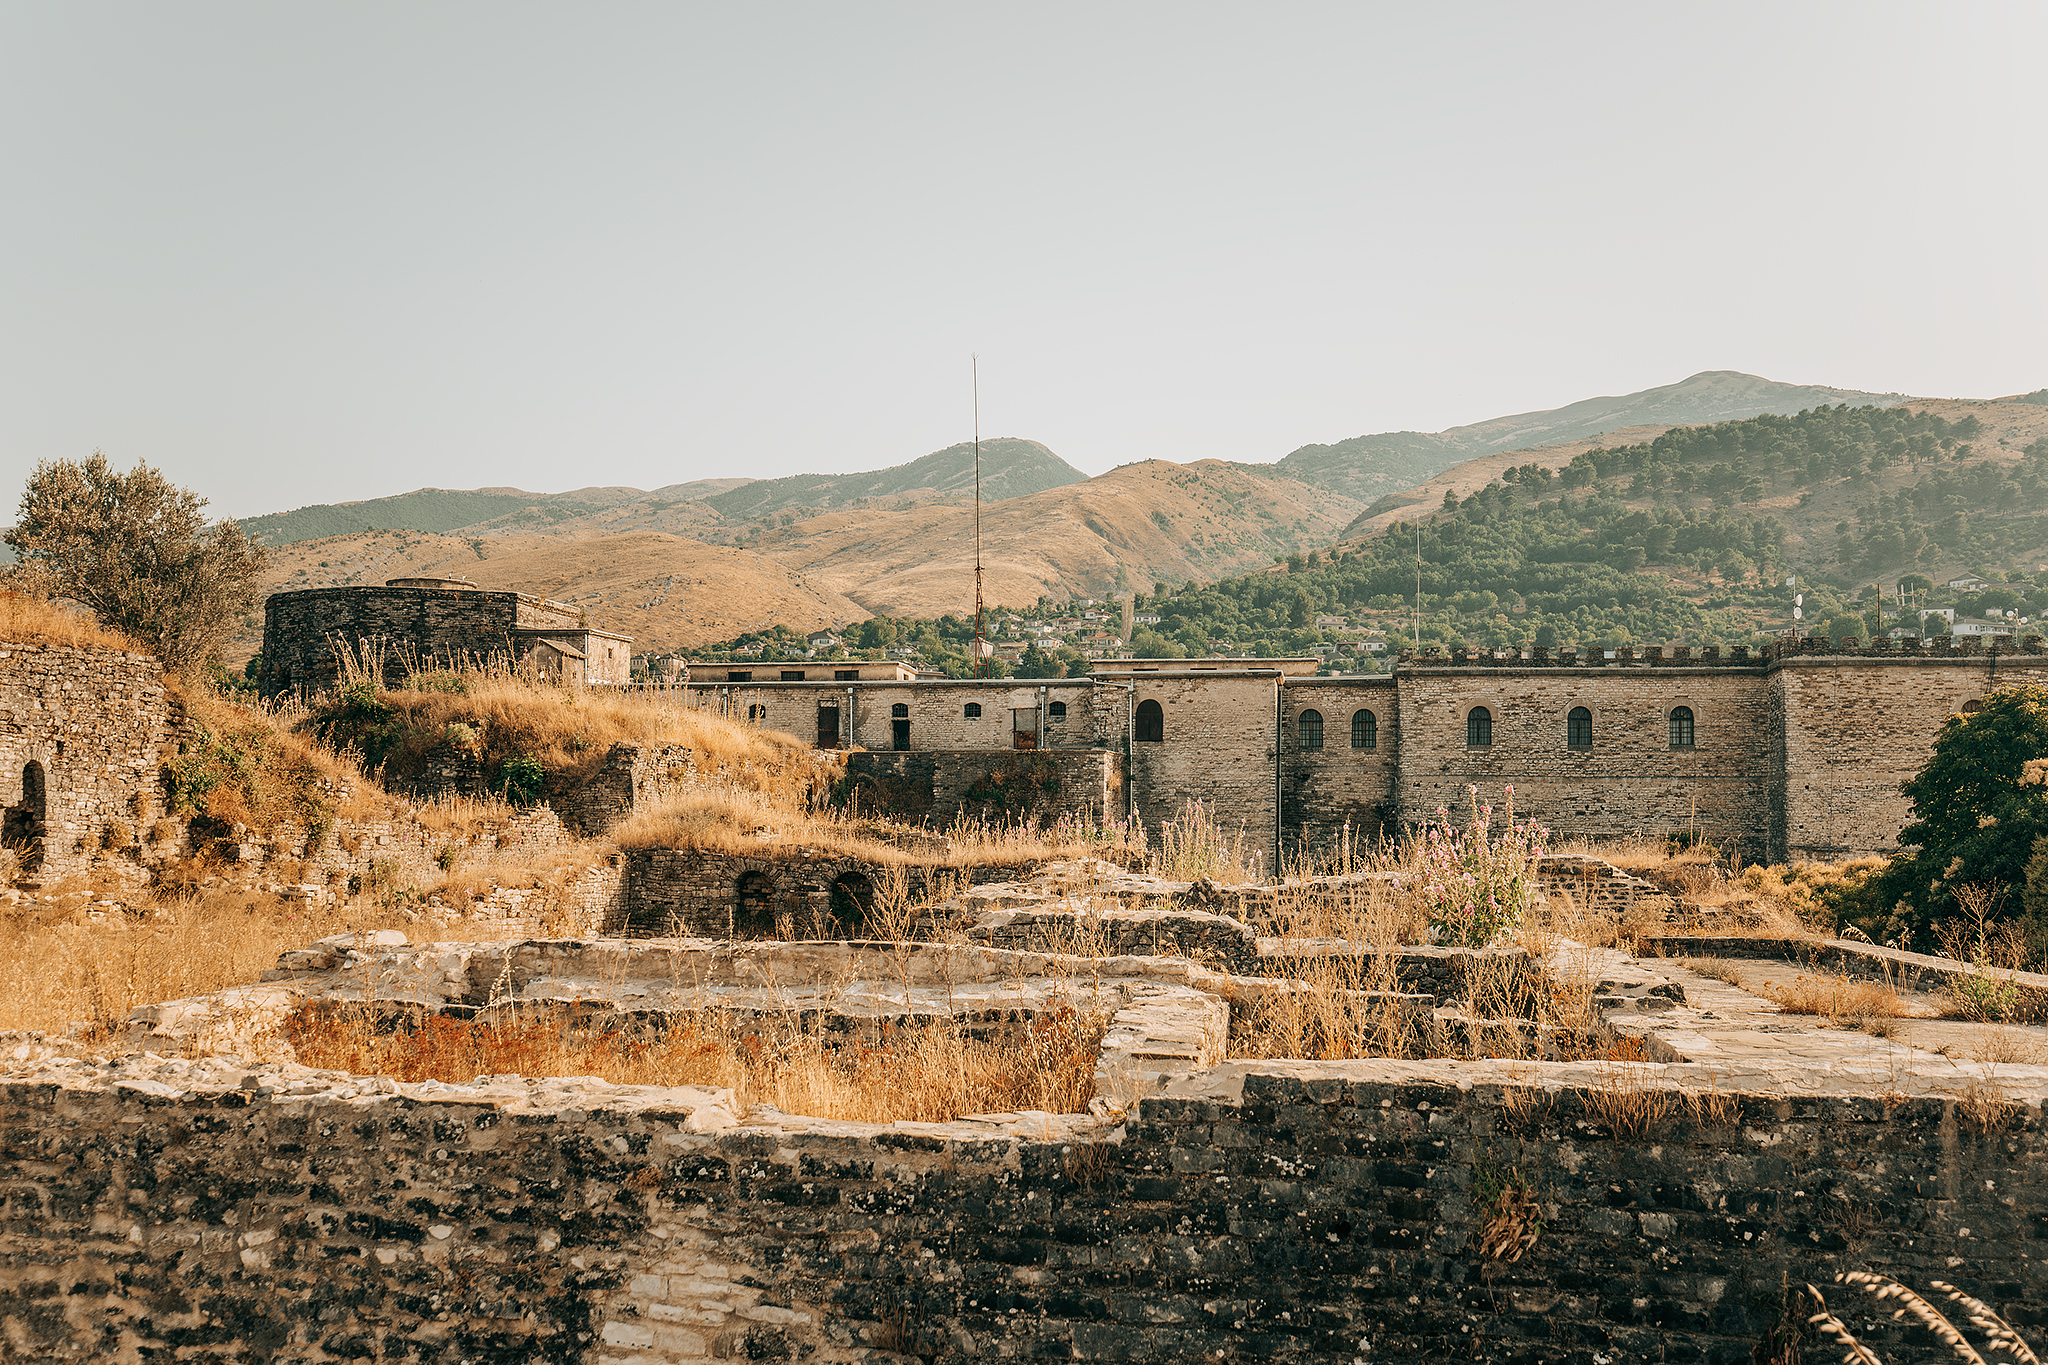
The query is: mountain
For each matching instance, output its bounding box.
[702,438,1085,521]
[752,459,1361,616]
[1269,370,1908,502]
[238,529,864,660]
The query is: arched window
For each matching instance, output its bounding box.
[1047,700,1068,720]
[746,703,766,721]
[964,702,982,718]
[1669,706,1695,749]
[1351,709,1377,749]
[1467,706,1493,747]
[1567,707,1593,749]
[1298,709,1323,750]
[1135,698,1164,743]
[890,702,911,751]
[890,703,910,716]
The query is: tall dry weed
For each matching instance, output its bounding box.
[287,1000,1104,1122]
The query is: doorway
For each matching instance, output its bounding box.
[3,762,46,873]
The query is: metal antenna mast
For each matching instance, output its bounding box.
[971,355,987,678]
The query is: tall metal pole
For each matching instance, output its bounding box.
[972,355,988,678]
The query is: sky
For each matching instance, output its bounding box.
[4,2,2046,519]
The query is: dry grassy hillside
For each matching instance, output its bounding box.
[236,530,865,664]
[752,458,1366,615]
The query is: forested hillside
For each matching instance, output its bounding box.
[692,401,2048,676]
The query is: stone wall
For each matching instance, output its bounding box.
[1121,672,1283,876]
[618,849,1039,939]
[1769,649,2048,860]
[679,679,1098,754]
[1281,676,1398,857]
[4,1058,2041,1364]
[1396,656,1775,861]
[841,749,1117,827]
[259,585,628,699]
[0,640,182,884]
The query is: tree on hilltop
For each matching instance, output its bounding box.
[6,453,265,672]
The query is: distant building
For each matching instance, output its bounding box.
[261,577,631,699]
[699,660,921,683]
[1948,573,1991,591]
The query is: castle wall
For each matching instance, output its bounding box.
[1396,657,1774,859]
[0,641,180,883]
[1768,643,2048,860]
[680,680,1098,753]
[1281,676,1398,858]
[4,1065,2040,1364]
[1114,672,1282,875]
[842,749,1118,827]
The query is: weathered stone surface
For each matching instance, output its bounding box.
[0,640,181,884]
[4,1041,2043,1364]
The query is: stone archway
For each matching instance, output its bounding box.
[829,871,873,936]
[3,761,46,874]
[733,870,777,939]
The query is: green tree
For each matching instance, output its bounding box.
[1013,643,1062,678]
[6,453,265,672]
[1840,686,2048,948]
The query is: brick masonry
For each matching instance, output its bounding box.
[2,1060,2040,1363]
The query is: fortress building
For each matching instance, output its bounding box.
[681,638,2048,871]
[260,577,632,700]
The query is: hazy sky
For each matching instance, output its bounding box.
[4,2,2045,518]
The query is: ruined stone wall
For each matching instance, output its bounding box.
[1281,677,1398,857]
[0,641,181,884]
[619,848,1041,938]
[259,586,587,699]
[841,749,1117,827]
[1396,656,1774,859]
[4,1065,2040,1364]
[1768,645,2048,860]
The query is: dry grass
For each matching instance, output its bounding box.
[615,789,1135,870]
[287,1000,1105,1122]
[1966,1026,2048,1066]
[1759,972,1907,1025]
[0,885,421,1035]
[172,686,393,830]
[1152,800,1259,884]
[0,587,142,652]
[313,656,823,804]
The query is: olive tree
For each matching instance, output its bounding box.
[6,453,265,672]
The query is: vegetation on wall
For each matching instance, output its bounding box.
[1833,685,2048,961]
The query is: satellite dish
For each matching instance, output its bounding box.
[1793,607,1804,619]
[1794,594,1804,606]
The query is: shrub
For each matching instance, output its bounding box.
[1416,785,1547,947]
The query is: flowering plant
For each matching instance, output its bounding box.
[1416,784,1548,946]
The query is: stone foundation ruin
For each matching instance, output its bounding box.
[8,857,2048,1363]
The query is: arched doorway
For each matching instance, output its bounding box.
[1135,699,1164,743]
[829,872,873,936]
[3,762,45,873]
[733,871,777,938]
